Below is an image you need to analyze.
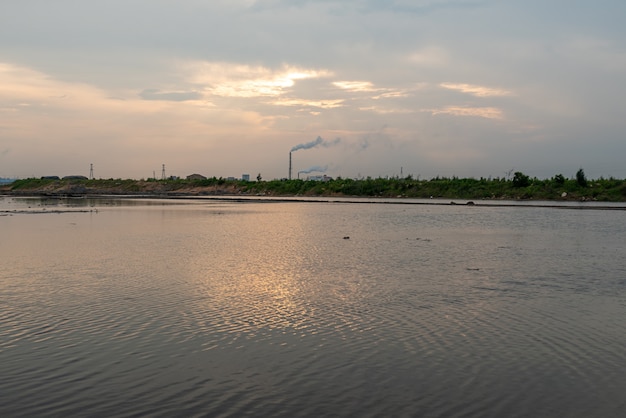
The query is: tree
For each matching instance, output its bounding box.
[553,174,565,185]
[256,173,262,182]
[512,171,530,188]
[576,168,587,187]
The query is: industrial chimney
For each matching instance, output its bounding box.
[289,151,292,180]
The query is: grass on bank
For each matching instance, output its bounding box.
[7,170,626,201]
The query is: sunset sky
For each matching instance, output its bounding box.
[1,0,625,180]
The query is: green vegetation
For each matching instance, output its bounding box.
[512,172,530,188]
[5,171,626,201]
[576,168,588,187]
[10,178,54,190]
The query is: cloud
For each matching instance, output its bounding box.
[371,90,410,100]
[407,46,450,67]
[563,37,626,72]
[428,106,504,119]
[332,81,409,101]
[244,0,484,15]
[2,1,626,180]
[185,62,333,98]
[333,80,379,92]
[0,62,124,131]
[359,106,413,114]
[0,63,83,103]
[270,98,344,109]
[139,89,203,102]
[440,83,512,97]
[363,0,486,14]
[0,61,278,177]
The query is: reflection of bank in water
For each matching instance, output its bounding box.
[1,208,95,215]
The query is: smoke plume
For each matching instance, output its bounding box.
[299,165,327,174]
[291,136,340,152]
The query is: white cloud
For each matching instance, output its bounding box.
[333,81,379,92]
[440,83,512,97]
[270,98,344,109]
[428,106,504,119]
[184,62,333,98]
[332,80,410,101]
[372,90,411,100]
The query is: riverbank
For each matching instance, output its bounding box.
[3,176,626,202]
[1,179,243,197]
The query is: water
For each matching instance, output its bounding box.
[1,196,625,417]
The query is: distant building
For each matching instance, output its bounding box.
[242,174,250,181]
[186,174,207,181]
[307,175,333,182]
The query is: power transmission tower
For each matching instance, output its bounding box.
[90,163,94,179]
[161,164,166,180]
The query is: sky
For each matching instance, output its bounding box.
[1,0,625,180]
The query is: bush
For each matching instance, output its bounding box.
[512,172,530,188]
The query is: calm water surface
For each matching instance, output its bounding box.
[1,196,625,417]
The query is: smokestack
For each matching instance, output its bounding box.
[289,152,292,180]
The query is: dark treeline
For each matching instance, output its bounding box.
[246,169,626,201]
[6,169,626,201]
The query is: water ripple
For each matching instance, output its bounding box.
[1,199,625,417]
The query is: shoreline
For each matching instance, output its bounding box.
[3,193,626,211]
